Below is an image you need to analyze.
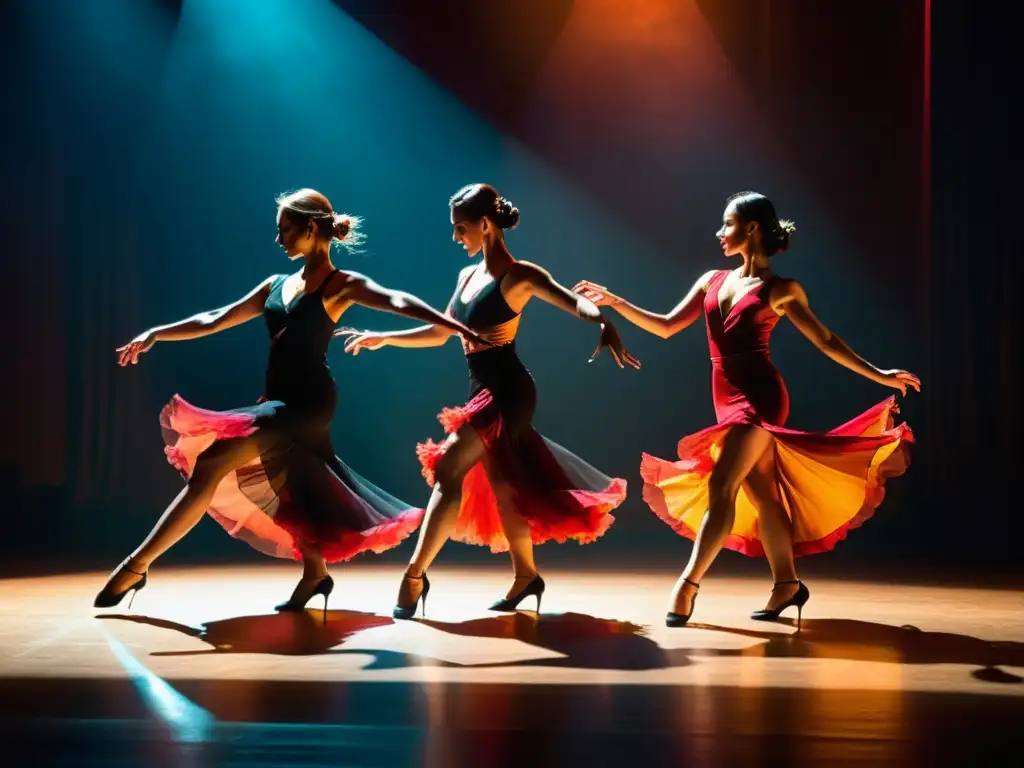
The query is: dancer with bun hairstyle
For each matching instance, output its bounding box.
[340,184,638,619]
[574,191,919,628]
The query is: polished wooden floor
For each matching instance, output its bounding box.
[1,564,1022,766]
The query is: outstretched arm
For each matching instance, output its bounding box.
[116,276,275,366]
[573,270,715,339]
[511,261,640,369]
[330,270,489,351]
[358,324,455,349]
[334,267,471,353]
[776,280,921,395]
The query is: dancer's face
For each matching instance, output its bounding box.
[451,211,488,258]
[275,209,316,260]
[716,202,757,257]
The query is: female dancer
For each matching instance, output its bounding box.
[573,191,919,628]
[94,188,491,616]
[338,184,638,619]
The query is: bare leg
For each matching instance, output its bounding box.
[99,435,267,596]
[670,425,775,615]
[484,455,538,599]
[281,541,331,605]
[743,448,801,611]
[299,543,329,580]
[397,424,485,607]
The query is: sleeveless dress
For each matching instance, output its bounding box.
[640,269,914,557]
[158,271,423,562]
[415,268,627,552]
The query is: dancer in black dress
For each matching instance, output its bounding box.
[338,184,639,619]
[93,188,490,615]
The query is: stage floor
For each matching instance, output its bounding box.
[2,564,1022,766]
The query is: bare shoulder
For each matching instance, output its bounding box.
[242,274,279,304]
[771,276,804,297]
[768,276,807,313]
[697,269,719,292]
[508,260,551,283]
[324,269,369,299]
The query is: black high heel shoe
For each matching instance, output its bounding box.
[275,574,335,623]
[393,571,430,620]
[750,579,810,630]
[94,559,148,609]
[665,578,700,627]
[489,574,545,613]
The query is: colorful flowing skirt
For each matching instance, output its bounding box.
[415,389,627,553]
[160,394,423,563]
[640,396,913,557]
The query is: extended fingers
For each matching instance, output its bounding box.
[900,371,922,391]
[608,346,624,368]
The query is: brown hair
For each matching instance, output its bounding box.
[275,188,364,250]
[450,183,520,230]
[727,191,795,256]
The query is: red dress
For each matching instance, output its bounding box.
[640,269,913,557]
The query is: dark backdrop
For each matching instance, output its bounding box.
[0,1,1013,574]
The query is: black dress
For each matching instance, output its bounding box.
[160,271,423,562]
[415,268,626,553]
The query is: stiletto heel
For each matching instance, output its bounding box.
[750,579,810,628]
[393,572,430,620]
[94,559,148,609]
[665,578,700,627]
[275,575,335,616]
[489,575,545,613]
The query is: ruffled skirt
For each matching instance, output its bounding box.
[160,394,423,563]
[415,389,626,553]
[640,396,913,557]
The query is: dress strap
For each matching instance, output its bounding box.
[705,269,729,294]
[457,266,475,294]
[315,269,342,295]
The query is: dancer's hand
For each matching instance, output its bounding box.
[335,328,390,355]
[878,369,921,395]
[590,321,641,370]
[573,280,621,307]
[116,330,157,366]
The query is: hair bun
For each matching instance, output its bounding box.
[332,214,351,241]
[331,212,364,247]
[771,218,795,254]
[495,196,520,230]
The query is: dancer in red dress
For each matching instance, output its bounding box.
[93,188,489,616]
[574,191,920,628]
[339,184,637,619]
